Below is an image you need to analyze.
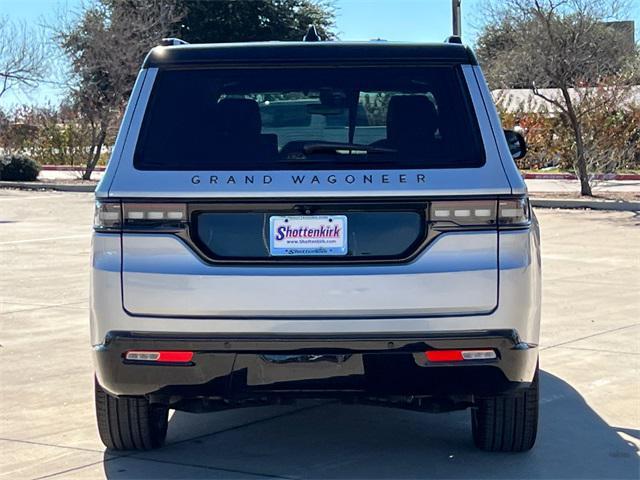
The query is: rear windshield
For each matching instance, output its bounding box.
[134,66,484,170]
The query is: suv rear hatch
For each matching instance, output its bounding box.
[104,48,514,319]
[111,196,514,318]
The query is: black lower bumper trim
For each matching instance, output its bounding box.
[94,330,538,401]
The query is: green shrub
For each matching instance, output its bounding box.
[0,155,41,181]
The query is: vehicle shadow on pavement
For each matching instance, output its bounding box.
[103,371,639,479]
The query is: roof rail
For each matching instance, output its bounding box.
[159,38,189,46]
[444,35,463,44]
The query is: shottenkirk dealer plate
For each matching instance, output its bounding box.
[269,215,348,256]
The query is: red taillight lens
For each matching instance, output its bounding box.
[157,351,193,362]
[125,350,194,363]
[425,349,496,362]
[426,350,464,362]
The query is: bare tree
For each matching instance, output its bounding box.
[0,16,48,99]
[56,0,183,179]
[476,0,639,196]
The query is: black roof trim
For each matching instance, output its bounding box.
[143,41,478,69]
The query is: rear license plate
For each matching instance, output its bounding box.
[269,215,348,256]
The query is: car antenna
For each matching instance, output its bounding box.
[303,25,321,42]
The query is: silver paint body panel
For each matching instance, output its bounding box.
[121,231,498,317]
[91,58,541,378]
[90,225,541,345]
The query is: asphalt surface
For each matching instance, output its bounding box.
[0,190,638,480]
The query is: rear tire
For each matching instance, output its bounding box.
[95,377,168,450]
[471,364,539,452]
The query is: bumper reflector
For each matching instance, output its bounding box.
[125,351,194,363]
[425,349,496,362]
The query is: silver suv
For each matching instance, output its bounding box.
[91,38,540,452]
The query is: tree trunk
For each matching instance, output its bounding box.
[83,126,107,180]
[560,87,592,196]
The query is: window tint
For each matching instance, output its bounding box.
[134,66,484,170]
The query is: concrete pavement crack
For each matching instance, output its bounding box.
[27,401,331,480]
[120,456,295,479]
[540,323,640,351]
[553,345,640,355]
[32,455,292,480]
[31,459,122,480]
[0,437,104,454]
[1,300,89,315]
[148,400,333,451]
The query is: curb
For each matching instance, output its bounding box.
[523,173,640,180]
[530,198,640,211]
[2,181,638,211]
[0,181,97,192]
[40,165,106,172]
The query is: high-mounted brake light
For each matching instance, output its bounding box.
[125,350,194,363]
[425,349,496,362]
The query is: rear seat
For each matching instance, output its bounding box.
[212,98,278,163]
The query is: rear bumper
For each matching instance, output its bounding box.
[94,329,538,400]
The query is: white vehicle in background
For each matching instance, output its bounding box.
[91,35,540,452]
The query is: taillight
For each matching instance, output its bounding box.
[93,201,188,232]
[430,197,530,229]
[94,200,121,231]
[425,349,497,362]
[125,350,194,363]
[498,197,531,227]
[122,203,187,230]
[430,200,497,227]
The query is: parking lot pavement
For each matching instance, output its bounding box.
[0,189,638,479]
[525,179,640,195]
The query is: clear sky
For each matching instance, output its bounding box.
[1,0,638,108]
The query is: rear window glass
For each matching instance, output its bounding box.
[134,66,484,170]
